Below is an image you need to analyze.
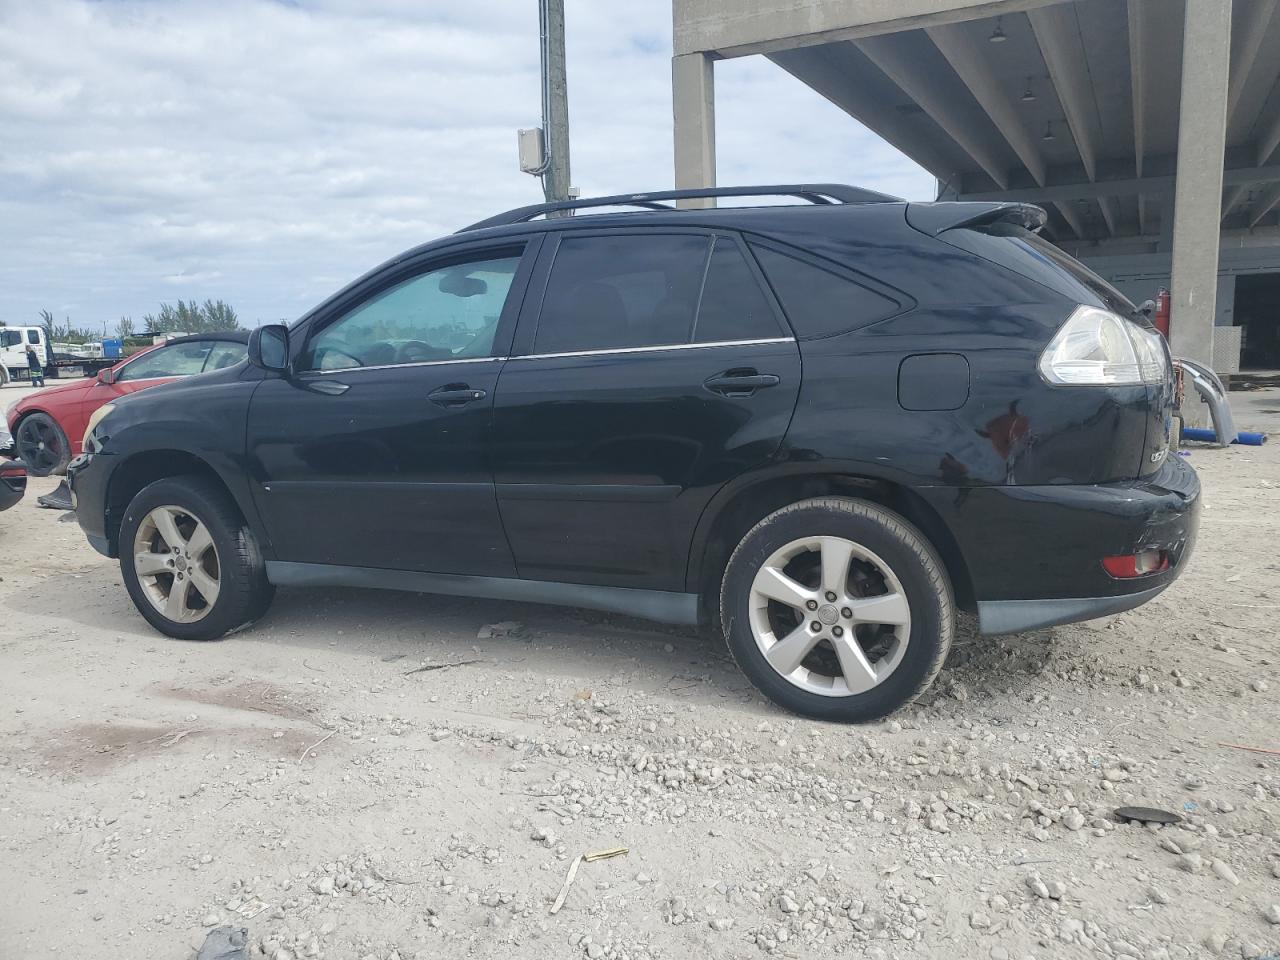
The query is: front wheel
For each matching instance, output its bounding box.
[14,412,71,477]
[119,476,275,641]
[720,497,954,723]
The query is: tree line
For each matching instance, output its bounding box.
[35,300,240,345]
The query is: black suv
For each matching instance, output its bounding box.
[68,185,1199,722]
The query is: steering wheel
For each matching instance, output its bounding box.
[397,340,448,363]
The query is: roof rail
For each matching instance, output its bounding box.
[459,183,903,232]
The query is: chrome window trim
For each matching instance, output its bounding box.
[296,355,505,378]
[510,337,795,362]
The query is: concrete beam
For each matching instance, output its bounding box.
[1127,0,1149,177]
[1258,108,1280,166]
[1248,182,1280,227]
[768,44,967,185]
[1097,196,1120,236]
[957,162,1280,203]
[1054,200,1087,240]
[1221,184,1246,222]
[1169,0,1231,367]
[1027,4,1103,182]
[674,0,1065,59]
[1228,0,1279,124]
[672,53,716,207]
[925,22,1047,185]
[854,33,1010,189]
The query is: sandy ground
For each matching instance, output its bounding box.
[1,385,1279,960]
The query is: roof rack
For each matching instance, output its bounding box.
[459,183,902,232]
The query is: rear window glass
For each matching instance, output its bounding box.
[693,238,782,343]
[749,243,900,340]
[943,224,1136,315]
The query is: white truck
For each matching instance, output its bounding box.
[0,325,53,386]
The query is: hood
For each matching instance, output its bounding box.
[12,377,94,413]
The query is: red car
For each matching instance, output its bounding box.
[6,332,248,476]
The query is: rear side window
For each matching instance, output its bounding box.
[749,243,900,340]
[943,224,1136,315]
[693,238,782,343]
[535,235,708,353]
[26,330,40,344]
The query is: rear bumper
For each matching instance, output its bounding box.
[918,454,1200,633]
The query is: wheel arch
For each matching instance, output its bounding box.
[686,467,975,622]
[104,449,265,557]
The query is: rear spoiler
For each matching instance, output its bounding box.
[905,201,1047,236]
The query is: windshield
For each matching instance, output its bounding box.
[942,223,1137,317]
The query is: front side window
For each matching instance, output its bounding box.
[0,331,20,348]
[203,341,247,372]
[117,342,212,382]
[301,253,522,372]
[534,235,709,354]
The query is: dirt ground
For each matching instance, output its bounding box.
[1,385,1278,960]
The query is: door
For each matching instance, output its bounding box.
[246,241,537,575]
[490,231,802,591]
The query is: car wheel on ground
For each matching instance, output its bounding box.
[118,476,275,641]
[14,411,71,477]
[720,497,954,722]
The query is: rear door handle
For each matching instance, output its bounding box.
[703,370,781,397]
[429,384,487,407]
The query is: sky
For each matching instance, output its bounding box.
[0,0,933,331]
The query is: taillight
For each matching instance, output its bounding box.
[1039,305,1167,386]
[1102,550,1169,578]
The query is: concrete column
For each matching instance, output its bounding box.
[1168,0,1231,367]
[672,53,716,208]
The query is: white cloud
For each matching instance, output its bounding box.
[0,0,932,327]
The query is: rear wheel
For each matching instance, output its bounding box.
[720,497,953,722]
[14,412,71,477]
[119,476,274,641]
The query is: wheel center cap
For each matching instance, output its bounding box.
[817,604,839,625]
[175,556,188,572]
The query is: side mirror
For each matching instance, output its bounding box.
[96,368,116,385]
[249,324,290,373]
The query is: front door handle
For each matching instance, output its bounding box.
[429,384,487,407]
[304,379,349,396]
[703,369,781,397]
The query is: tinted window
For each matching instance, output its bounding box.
[694,238,781,343]
[27,330,40,344]
[203,341,247,372]
[750,243,900,340]
[0,331,20,348]
[535,235,709,353]
[118,342,213,381]
[302,253,521,372]
[944,224,1137,315]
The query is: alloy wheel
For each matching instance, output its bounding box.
[132,505,221,623]
[15,418,64,475]
[748,535,911,697]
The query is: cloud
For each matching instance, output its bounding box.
[0,0,932,327]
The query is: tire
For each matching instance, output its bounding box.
[719,496,954,723]
[14,412,71,477]
[118,475,275,641]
